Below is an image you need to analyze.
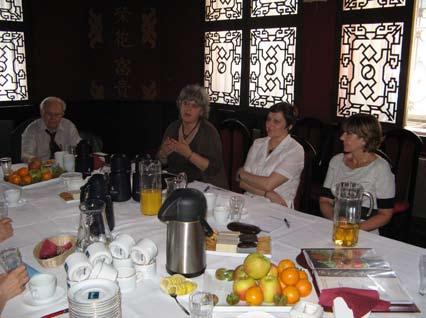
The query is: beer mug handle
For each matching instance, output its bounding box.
[363,191,374,217]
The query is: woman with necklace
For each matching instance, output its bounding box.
[319,113,395,231]
[237,102,304,207]
[158,84,228,188]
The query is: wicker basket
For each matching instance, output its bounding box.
[33,234,77,268]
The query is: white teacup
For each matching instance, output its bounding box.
[204,193,217,215]
[85,242,112,265]
[4,189,21,205]
[134,259,157,279]
[64,252,92,281]
[113,256,133,269]
[29,274,57,300]
[117,266,143,293]
[89,261,118,281]
[214,206,230,225]
[109,234,136,259]
[130,238,158,265]
[61,172,84,192]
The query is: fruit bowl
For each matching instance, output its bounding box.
[33,235,76,268]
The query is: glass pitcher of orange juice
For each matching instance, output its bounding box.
[332,182,374,247]
[140,159,162,215]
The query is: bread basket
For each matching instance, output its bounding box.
[33,234,77,268]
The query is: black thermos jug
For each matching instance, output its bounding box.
[75,140,93,178]
[110,154,131,202]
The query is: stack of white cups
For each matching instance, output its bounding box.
[65,234,158,294]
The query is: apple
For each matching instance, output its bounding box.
[259,276,282,303]
[266,263,278,277]
[233,264,248,281]
[243,252,271,280]
[233,277,257,301]
[28,158,41,170]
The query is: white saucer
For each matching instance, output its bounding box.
[7,198,27,208]
[237,312,277,318]
[22,286,65,307]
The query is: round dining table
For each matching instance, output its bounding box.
[0,177,425,318]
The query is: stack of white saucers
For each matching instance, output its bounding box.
[67,279,121,318]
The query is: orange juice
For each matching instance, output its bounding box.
[333,221,359,247]
[140,189,162,215]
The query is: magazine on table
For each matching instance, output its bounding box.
[302,248,413,304]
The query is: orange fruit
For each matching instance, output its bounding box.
[21,174,32,185]
[245,286,264,306]
[283,286,300,304]
[9,174,21,185]
[279,279,287,291]
[298,270,308,280]
[17,167,29,177]
[277,259,295,273]
[41,171,53,181]
[295,279,312,297]
[280,267,300,286]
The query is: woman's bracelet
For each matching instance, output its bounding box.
[187,151,194,161]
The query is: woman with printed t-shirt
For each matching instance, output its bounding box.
[319,113,395,231]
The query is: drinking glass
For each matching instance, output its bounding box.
[0,248,22,272]
[420,255,426,296]
[0,201,8,219]
[0,157,12,182]
[189,291,214,318]
[229,196,245,221]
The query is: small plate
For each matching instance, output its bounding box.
[68,279,119,304]
[22,286,65,307]
[7,198,27,208]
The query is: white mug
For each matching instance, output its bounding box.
[89,261,118,281]
[109,234,136,259]
[54,151,67,169]
[214,206,230,224]
[4,189,21,205]
[85,242,112,265]
[113,256,133,269]
[204,193,217,215]
[29,274,57,300]
[64,252,92,281]
[117,266,143,293]
[134,259,157,279]
[130,238,158,265]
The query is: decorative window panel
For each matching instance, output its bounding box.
[251,0,298,17]
[337,23,404,123]
[205,0,242,21]
[343,0,405,11]
[249,27,296,108]
[204,30,242,105]
[0,31,28,101]
[0,0,23,22]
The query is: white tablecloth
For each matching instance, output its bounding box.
[1,180,425,318]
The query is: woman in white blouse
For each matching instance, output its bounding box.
[319,114,395,231]
[237,102,304,207]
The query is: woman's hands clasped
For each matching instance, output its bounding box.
[160,137,192,159]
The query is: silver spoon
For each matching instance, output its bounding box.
[170,292,190,316]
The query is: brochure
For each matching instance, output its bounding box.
[302,248,413,305]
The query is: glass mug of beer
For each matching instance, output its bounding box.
[332,182,374,247]
[140,159,162,216]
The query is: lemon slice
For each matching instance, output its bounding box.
[160,275,198,296]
